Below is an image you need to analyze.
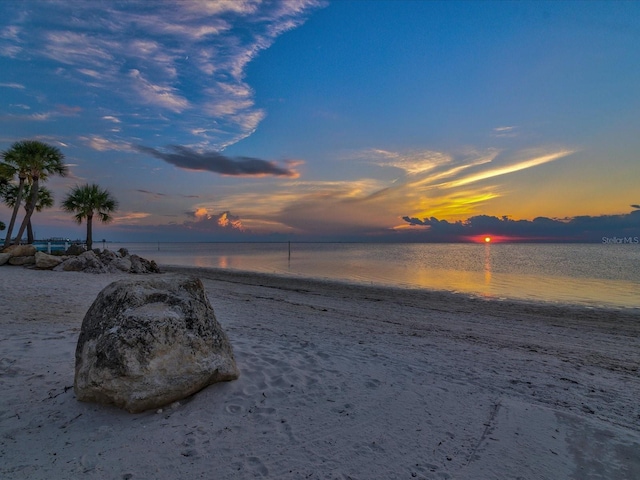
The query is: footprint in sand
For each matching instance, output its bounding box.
[277,417,298,444]
[0,357,20,376]
[248,406,276,416]
[180,432,203,459]
[365,378,382,389]
[225,404,243,414]
[247,456,269,476]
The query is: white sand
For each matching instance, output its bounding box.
[1,265,639,479]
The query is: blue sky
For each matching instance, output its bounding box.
[1,0,639,242]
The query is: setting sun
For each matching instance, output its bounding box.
[484,236,491,243]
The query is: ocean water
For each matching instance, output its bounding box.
[107,242,640,310]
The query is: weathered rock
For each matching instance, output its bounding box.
[3,244,36,257]
[74,275,239,413]
[0,252,11,266]
[55,256,82,271]
[130,254,160,274]
[109,256,132,272]
[35,251,64,269]
[65,243,86,256]
[8,255,35,266]
[57,250,106,273]
[50,248,159,274]
[98,249,117,264]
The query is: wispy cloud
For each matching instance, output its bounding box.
[44,31,117,66]
[0,45,21,57]
[492,125,519,138]
[0,82,25,89]
[80,136,134,152]
[137,189,199,199]
[28,113,52,121]
[0,25,21,41]
[361,148,452,175]
[441,150,574,188]
[128,69,189,113]
[1,105,83,122]
[136,145,301,178]
[0,25,22,57]
[251,147,577,237]
[113,211,152,225]
[0,0,324,149]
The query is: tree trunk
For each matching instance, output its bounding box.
[86,213,93,250]
[3,176,25,247]
[27,219,34,244]
[14,176,39,245]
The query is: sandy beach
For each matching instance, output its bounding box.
[1,265,639,479]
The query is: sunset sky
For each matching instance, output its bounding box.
[1,0,639,242]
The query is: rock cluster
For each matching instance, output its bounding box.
[0,245,160,274]
[0,244,37,266]
[74,274,239,413]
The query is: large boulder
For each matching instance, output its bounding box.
[35,251,64,269]
[74,275,239,413]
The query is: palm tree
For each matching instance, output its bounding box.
[1,149,22,247]
[3,184,54,244]
[0,162,12,190]
[0,162,12,233]
[62,183,118,250]
[2,140,67,246]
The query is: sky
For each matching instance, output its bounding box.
[1,0,639,243]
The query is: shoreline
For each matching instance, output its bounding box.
[163,264,640,320]
[104,241,640,311]
[1,265,639,479]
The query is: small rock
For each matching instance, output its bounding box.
[110,256,132,272]
[66,243,86,255]
[35,251,64,269]
[59,250,106,273]
[130,254,160,274]
[98,249,117,263]
[8,255,35,266]
[0,252,11,266]
[2,244,36,257]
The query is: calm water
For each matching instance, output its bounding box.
[107,242,640,309]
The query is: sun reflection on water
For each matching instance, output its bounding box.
[484,242,492,287]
